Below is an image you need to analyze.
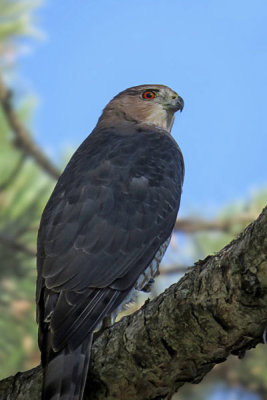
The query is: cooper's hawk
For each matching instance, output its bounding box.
[36,84,184,400]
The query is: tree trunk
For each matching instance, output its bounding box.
[1,206,267,400]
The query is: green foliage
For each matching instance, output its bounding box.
[0,107,54,377]
[0,0,53,379]
[0,0,42,71]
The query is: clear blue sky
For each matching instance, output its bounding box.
[19,0,267,215]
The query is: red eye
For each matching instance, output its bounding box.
[142,91,156,100]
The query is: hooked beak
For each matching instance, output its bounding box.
[173,95,184,112]
[166,95,184,112]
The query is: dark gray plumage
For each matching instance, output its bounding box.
[36,84,184,400]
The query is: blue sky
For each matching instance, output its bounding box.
[19,0,267,215]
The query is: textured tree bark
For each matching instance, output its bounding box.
[1,206,267,400]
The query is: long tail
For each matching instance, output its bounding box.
[42,333,93,400]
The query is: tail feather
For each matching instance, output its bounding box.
[42,333,93,400]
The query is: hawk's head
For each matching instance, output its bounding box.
[98,84,184,133]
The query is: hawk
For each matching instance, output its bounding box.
[36,84,184,400]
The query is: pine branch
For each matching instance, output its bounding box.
[0,76,60,180]
[159,265,189,275]
[0,232,36,257]
[0,205,266,400]
[0,154,26,190]
[174,214,256,233]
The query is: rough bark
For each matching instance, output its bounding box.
[1,206,267,400]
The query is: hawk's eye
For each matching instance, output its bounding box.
[142,91,156,100]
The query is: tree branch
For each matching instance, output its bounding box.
[0,76,60,180]
[174,214,256,233]
[0,232,36,257]
[0,206,266,400]
[159,265,189,275]
[0,154,26,191]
